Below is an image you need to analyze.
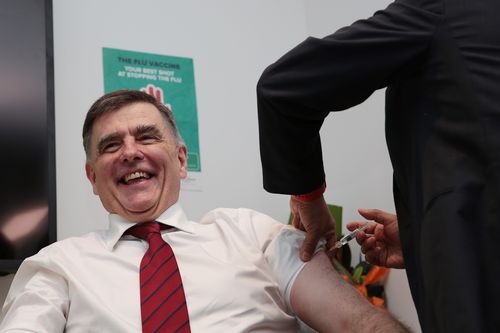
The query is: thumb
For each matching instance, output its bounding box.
[300,232,321,262]
[358,208,394,226]
[291,212,302,229]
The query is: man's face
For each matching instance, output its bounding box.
[85,102,187,222]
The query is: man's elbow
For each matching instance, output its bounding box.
[256,66,272,101]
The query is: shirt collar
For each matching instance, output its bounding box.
[104,202,196,250]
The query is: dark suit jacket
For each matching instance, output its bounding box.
[257,0,500,331]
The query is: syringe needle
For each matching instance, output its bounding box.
[331,222,369,250]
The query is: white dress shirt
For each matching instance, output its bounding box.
[0,203,314,332]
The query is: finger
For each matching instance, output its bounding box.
[355,230,368,244]
[291,213,302,229]
[289,198,303,230]
[355,227,376,243]
[325,237,338,258]
[346,222,363,231]
[358,208,395,225]
[326,247,336,259]
[374,224,386,240]
[359,223,377,235]
[293,219,305,231]
[155,89,163,104]
[360,236,377,253]
[325,231,337,252]
[357,208,383,221]
[300,232,322,262]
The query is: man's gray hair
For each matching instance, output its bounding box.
[82,89,184,158]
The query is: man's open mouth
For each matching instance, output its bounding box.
[121,171,152,184]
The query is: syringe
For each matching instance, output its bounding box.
[332,222,370,249]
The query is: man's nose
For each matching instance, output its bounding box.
[120,140,144,162]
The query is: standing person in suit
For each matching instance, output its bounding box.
[256,0,500,331]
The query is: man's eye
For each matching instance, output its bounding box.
[138,135,158,143]
[102,142,121,153]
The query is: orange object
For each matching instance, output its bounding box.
[352,265,389,308]
[370,296,385,308]
[364,265,389,285]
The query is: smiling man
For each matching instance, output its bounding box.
[84,99,186,222]
[0,90,408,333]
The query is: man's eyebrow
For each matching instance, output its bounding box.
[134,124,163,137]
[97,132,122,153]
[95,125,164,155]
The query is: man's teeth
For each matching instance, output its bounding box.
[123,172,151,184]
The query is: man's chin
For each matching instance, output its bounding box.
[102,197,173,222]
[118,204,160,222]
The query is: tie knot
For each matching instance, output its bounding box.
[126,221,162,240]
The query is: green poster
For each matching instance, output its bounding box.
[102,47,201,172]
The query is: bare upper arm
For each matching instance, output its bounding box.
[290,251,409,333]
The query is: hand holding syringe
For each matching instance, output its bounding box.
[331,222,370,250]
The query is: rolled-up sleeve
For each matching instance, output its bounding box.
[263,226,324,311]
[237,209,325,311]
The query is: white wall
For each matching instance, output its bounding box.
[1,1,420,331]
[53,0,308,239]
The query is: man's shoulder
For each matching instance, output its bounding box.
[199,207,281,226]
[32,230,105,260]
[198,207,300,247]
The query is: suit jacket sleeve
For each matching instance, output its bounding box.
[256,0,442,194]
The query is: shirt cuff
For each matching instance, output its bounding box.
[291,182,326,202]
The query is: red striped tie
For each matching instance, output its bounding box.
[127,222,191,333]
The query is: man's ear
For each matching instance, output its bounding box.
[85,162,99,195]
[178,145,188,179]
